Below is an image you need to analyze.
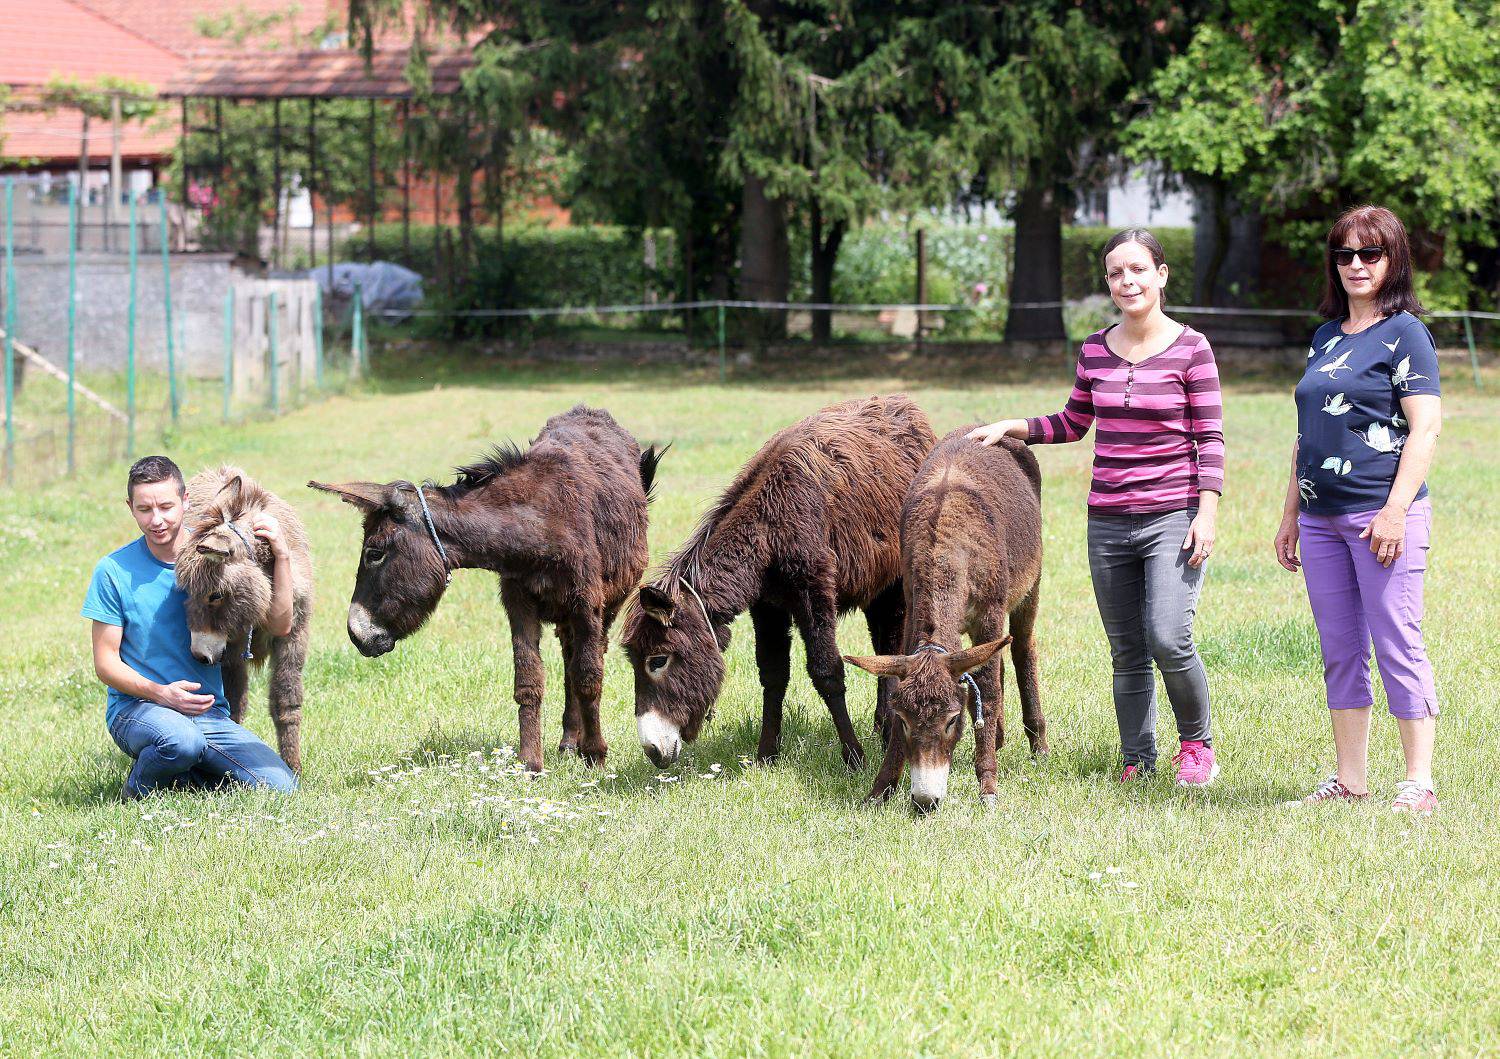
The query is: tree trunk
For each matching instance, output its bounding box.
[1004,171,1066,343]
[810,202,846,345]
[1191,176,1262,307]
[739,173,789,342]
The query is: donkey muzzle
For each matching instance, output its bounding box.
[347,602,395,657]
[637,711,682,766]
[190,631,229,666]
[909,763,951,815]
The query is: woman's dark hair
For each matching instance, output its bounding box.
[1100,228,1167,269]
[1318,205,1426,320]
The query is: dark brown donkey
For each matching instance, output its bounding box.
[622,394,936,770]
[177,467,315,772]
[844,429,1047,812]
[310,405,663,771]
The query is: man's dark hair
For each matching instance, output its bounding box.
[127,455,185,500]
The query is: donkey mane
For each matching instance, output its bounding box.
[660,490,739,588]
[445,442,530,494]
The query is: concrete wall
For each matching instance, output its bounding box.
[8,252,235,377]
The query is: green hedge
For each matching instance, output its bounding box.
[807,224,1195,306]
[344,222,1195,329]
[346,223,671,307]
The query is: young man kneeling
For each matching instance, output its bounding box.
[82,456,298,798]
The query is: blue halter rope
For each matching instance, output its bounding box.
[223,521,257,661]
[913,642,985,730]
[409,481,452,586]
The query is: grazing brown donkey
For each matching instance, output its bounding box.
[176,467,315,772]
[844,429,1047,812]
[310,405,663,772]
[622,394,936,770]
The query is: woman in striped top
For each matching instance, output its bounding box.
[968,229,1224,786]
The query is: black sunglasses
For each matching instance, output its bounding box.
[1332,245,1385,267]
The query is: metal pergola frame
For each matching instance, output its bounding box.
[161,48,472,276]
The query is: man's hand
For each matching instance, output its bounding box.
[156,679,216,715]
[252,513,290,559]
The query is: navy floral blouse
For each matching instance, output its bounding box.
[1293,311,1441,515]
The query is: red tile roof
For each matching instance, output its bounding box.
[72,0,341,56]
[162,48,474,99]
[70,0,459,56]
[0,109,177,164]
[0,0,183,161]
[0,0,183,87]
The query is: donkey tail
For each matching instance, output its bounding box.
[639,443,670,504]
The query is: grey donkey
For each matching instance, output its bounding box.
[176,467,314,773]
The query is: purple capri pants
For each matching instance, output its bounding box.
[1298,498,1437,719]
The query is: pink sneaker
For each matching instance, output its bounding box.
[1119,764,1147,783]
[1391,781,1438,815]
[1172,741,1219,787]
[1295,775,1369,804]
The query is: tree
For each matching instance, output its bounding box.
[871,2,1202,343]
[722,1,963,340]
[1127,0,1500,309]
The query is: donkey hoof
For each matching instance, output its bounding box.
[558,739,580,756]
[841,744,866,772]
[979,793,998,810]
[579,744,608,768]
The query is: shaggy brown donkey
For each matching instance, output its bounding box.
[844,429,1047,812]
[176,467,315,772]
[622,394,936,770]
[310,405,662,772]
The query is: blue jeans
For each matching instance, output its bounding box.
[108,700,298,798]
[1086,507,1211,770]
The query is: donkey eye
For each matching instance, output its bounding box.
[645,654,670,675]
[207,592,224,604]
[944,712,962,735]
[364,547,387,568]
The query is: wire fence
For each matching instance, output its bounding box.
[370,297,1495,386]
[1,175,367,489]
[6,156,1493,489]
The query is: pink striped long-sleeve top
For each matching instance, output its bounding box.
[1025,325,1225,513]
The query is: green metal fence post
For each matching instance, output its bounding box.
[313,284,324,389]
[268,291,280,414]
[66,182,78,475]
[1462,312,1483,390]
[351,282,364,378]
[716,302,726,383]
[159,194,178,424]
[223,289,234,422]
[3,177,15,485]
[126,191,138,457]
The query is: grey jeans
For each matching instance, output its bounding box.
[1086,507,1211,769]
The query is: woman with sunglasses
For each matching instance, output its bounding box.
[969,228,1224,787]
[1275,205,1442,814]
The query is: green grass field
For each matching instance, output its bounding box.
[3,348,1498,1056]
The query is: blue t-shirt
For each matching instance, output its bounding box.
[81,536,228,727]
[1294,311,1441,515]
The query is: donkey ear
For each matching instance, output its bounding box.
[944,637,1012,677]
[843,654,912,679]
[214,475,244,512]
[308,480,391,512]
[637,584,678,625]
